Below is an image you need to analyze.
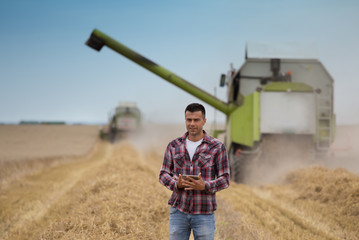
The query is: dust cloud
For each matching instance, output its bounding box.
[321,125,359,173]
[244,125,359,185]
[125,122,185,156]
[123,123,359,186]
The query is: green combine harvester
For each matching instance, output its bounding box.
[86,29,335,182]
[100,102,141,142]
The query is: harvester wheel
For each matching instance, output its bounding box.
[230,152,247,183]
[109,128,117,143]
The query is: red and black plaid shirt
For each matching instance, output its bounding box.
[159,131,230,214]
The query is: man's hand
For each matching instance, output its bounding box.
[177,174,185,189]
[178,173,205,191]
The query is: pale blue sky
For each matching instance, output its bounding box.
[1,0,358,124]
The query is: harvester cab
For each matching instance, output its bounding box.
[86,29,335,182]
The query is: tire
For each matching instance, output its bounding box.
[230,152,247,183]
[109,128,117,143]
[229,144,262,183]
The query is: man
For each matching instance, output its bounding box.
[159,103,230,240]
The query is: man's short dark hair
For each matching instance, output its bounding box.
[185,103,206,119]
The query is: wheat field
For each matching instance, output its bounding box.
[0,124,358,239]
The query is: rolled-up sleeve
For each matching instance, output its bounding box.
[159,143,177,192]
[204,143,230,194]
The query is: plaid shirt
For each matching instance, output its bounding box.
[159,131,230,214]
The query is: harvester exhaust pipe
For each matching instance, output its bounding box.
[85,29,238,115]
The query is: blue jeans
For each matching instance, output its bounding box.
[169,207,215,240]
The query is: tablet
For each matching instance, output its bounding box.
[182,174,199,180]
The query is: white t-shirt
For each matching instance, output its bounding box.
[186,137,203,161]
